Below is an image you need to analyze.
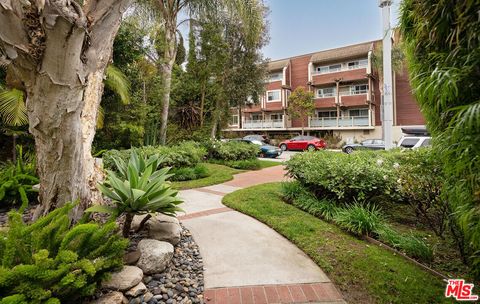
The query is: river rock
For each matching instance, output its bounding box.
[136,239,174,274]
[102,266,143,291]
[90,291,128,304]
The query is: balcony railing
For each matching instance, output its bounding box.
[309,116,370,128]
[243,119,284,129]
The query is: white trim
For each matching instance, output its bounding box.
[308,62,313,82]
[282,67,287,86]
[266,90,281,103]
[312,58,368,76]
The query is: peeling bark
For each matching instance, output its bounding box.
[0,0,131,220]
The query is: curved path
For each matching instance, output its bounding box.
[178,165,345,304]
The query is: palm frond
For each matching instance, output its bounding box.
[0,88,27,126]
[105,64,131,105]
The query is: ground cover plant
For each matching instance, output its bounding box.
[0,203,128,303]
[223,183,450,304]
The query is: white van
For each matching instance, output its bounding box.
[397,136,431,149]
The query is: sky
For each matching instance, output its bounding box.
[262,0,401,60]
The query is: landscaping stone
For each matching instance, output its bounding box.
[136,239,174,274]
[125,282,147,297]
[90,291,128,304]
[102,266,144,291]
[132,214,182,245]
[124,250,141,265]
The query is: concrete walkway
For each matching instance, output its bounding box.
[178,165,345,304]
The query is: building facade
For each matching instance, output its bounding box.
[226,40,425,143]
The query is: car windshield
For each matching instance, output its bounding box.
[250,140,264,146]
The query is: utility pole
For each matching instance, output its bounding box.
[379,0,394,149]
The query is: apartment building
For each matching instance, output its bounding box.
[226,40,425,143]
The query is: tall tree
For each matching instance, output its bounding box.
[287,87,315,136]
[144,0,267,144]
[0,0,131,220]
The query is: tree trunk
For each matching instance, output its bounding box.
[28,73,90,221]
[158,23,178,145]
[199,81,206,127]
[0,0,131,220]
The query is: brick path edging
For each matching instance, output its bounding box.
[203,282,344,304]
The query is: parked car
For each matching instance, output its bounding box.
[234,139,282,158]
[243,134,270,144]
[279,136,327,151]
[342,139,385,154]
[397,136,431,149]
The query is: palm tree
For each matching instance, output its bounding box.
[141,0,266,145]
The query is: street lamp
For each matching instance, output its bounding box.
[379,0,394,149]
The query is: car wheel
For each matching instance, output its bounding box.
[280,144,288,151]
[307,144,316,151]
[345,146,354,154]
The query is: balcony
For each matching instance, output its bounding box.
[243,119,284,129]
[309,116,370,128]
[311,68,367,85]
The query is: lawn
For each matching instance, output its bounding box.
[223,183,451,304]
[257,159,282,169]
[171,163,243,190]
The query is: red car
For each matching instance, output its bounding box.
[279,136,327,151]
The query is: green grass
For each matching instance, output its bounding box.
[171,163,243,190]
[258,159,282,169]
[223,183,451,304]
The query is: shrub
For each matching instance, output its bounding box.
[333,203,384,236]
[396,148,449,237]
[103,141,207,172]
[169,164,210,181]
[89,151,183,237]
[213,159,261,170]
[286,151,398,204]
[0,146,38,208]
[0,204,128,303]
[281,181,339,221]
[203,140,259,161]
[377,226,433,262]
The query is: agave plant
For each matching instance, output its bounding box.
[87,150,183,237]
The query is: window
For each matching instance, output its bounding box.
[362,139,373,145]
[373,140,385,145]
[269,72,282,82]
[251,114,262,121]
[270,113,283,121]
[348,109,369,117]
[350,84,368,95]
[230,115,239,125]
[317,111,337,118]
[400,138,420,148]
[315,64,341,74]
[267,90,281,102]
[347,59,368,70]
[316,87,336,98]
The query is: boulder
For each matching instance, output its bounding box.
[136,239,174,274]
[132,214,182,245]
[125,282,147,297]
[90,291,128,304]
[148,214,182,245]
[124,250,141,265]
[102,266,143,291]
